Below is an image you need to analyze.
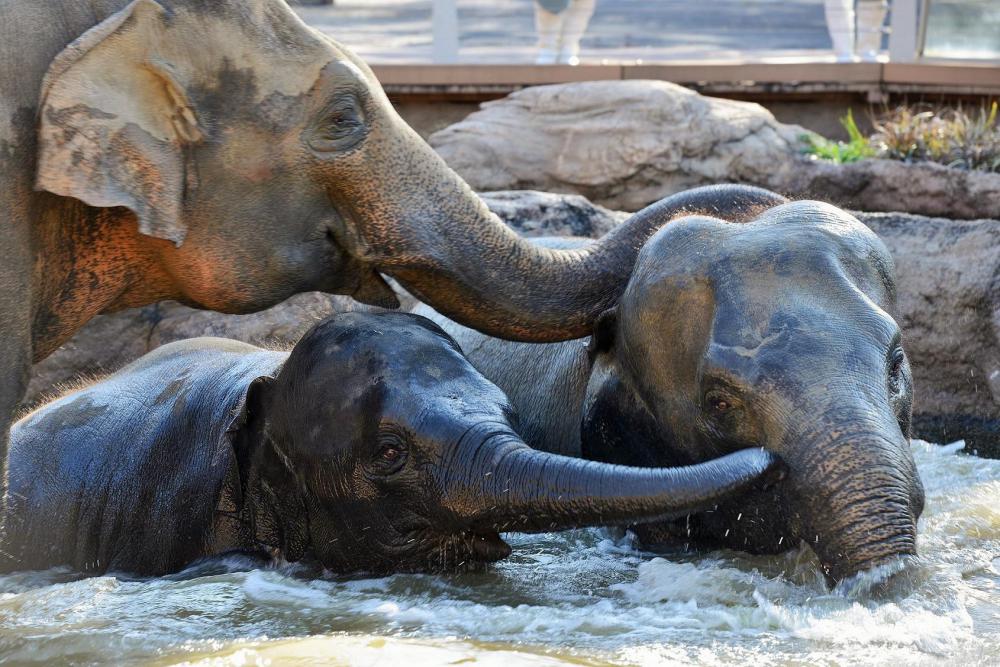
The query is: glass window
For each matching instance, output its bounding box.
[923,0,1000,60]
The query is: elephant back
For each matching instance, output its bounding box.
[3,338,285,575]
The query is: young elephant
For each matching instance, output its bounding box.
[1,312,780,577]
[421,199,925,584]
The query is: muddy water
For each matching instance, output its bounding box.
[0,440,997,666]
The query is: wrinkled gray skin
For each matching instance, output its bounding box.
[0,0,781,467]
[423,200,925,584]
[2,312,781,577]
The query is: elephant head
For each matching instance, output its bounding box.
[580,201,924,585]
[33,0,784,342]
[229,312,782,574]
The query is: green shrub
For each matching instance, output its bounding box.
[871,106,950,162]
[806,102,1000,173]
[941,102,1000,172]
[801,110,876,164]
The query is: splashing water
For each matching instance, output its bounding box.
[0,440,997,666]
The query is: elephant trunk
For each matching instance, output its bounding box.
[344,119,787,342]
[443,430,783,533]
[788,410,924,584]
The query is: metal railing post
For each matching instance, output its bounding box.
[888,0,920,61]
[432,0,459,63]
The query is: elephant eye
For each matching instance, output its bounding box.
[888,347,906,393]
[379,446,401,463]
[705,390,738,416]
[711,398,731,413]
[369,427,409,477]
[309,94,367,153]
[324,110,361,138]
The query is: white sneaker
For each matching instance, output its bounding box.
[536,48,558,65]
[558,46,580,65]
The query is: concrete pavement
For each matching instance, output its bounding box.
[294,0,838,64]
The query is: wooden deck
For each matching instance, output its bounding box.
[372,61,1000,99]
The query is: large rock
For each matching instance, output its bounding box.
[480,189,628,237]
[26,191,999,456]
[859,212,1000,456]
[430,80,1000,221]
[25,292,380,408]
[431,80,807,212]
[791,159,1000,222]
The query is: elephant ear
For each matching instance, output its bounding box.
[587,307,618,359]
[36,0,203,246]
[225,375,277,500]
[227,376,275,443]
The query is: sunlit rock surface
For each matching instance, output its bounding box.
[860,212,1000,456]
[792,158,1000,221]
[0,441,996,665]
[431,80,808,212]
[430,80,1000,220]
[479,189,627,238]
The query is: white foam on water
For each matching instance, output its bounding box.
[0,440,997,666]
[162,634,584,667]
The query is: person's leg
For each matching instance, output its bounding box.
[824,0,856,61]
[856,0,889,61]
[534,0,568,64]
[557,0,596,65]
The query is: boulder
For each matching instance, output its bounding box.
[859,212,1000,456]
[430,80,1000,221]
[25,292,381,408]
[791,159,1000,222]
[480,189,628,237]
[431,80,807,213]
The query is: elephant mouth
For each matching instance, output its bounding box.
[463,529,513,563]
[406,528,512,572]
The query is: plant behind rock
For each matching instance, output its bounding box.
[871,103,1000,172]
[943,102,1000,172]
[804,102,1000,173]
[801,110,876,164]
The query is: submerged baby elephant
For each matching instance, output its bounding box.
[2,312,781,577]
[424,198,925,585]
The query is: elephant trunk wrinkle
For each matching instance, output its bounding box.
[786,422,921,583]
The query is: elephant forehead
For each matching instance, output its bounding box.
[43,0,340,114]
[162,2,339,102]
[638,201,884,279]
[707,227,856,281]
[290,320,477,393]
[621,245,896,376]
[634,222,891,326]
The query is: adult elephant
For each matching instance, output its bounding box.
[421,198,926,585]
[0,0,786,460]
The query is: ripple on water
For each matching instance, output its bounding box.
[0,440,997,666]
